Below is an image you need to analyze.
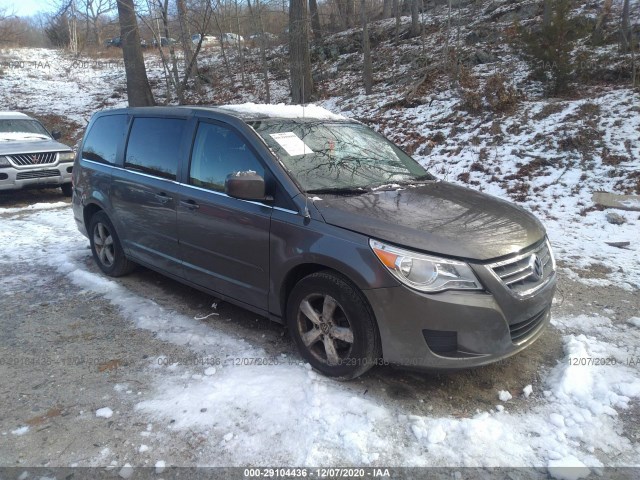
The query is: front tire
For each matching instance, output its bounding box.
[287,271,381,380]
[61,183,73,197]
[88,211,135,277]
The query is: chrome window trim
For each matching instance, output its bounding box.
[178,182,299,215]
[81,159,300,215]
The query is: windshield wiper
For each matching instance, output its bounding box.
[370,175,435,191]
[305,186,370,195]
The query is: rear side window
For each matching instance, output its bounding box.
[125,117,185,180]
[82,114,128,164]
[189,122,264,192]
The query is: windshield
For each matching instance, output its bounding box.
[0,119,50,137]
[249,120,431,192]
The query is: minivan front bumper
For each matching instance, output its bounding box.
[364,270,556,370]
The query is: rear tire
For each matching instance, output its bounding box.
[61,183,73,197]
[286,271,381,380]
[88,211,136,277]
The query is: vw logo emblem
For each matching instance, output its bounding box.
[529,254,544,281]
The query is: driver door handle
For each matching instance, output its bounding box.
[180,199,200,210]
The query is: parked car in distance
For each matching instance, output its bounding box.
[104,36,121,48]
[0,112,74,196]
[152,37,177,47]
[191,33,217,46]
[220,32,245,45]
[72,104,557,379]
[248,32,278,47]
[105,36,148,48]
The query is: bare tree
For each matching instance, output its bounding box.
[542,0,552,27]
[116,0,155,106]
[289,0,313,103]
[82,0,112,46]
[0,7,16,44]
[309,0,322,42]
[591,0,612,44]
[393,0,400,43]
[176,0,199,90]
[621,0,631,51]
[247,0,271,102]
[361,0,372,94]
[382,0,392,19]
[68,0,78,53]
[409,0,420,37]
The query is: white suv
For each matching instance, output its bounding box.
[0,112,75,196]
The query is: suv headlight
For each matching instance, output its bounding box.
[58,152,75,162]
[0,156,10,168]
[370,239,482,293]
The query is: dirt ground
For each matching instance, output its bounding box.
[1,188,639,470]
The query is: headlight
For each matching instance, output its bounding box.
[0,156,10,168]
[58,152,75,162]
[546,237,556,270]
[370,239,482,293]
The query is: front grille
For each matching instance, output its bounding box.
[16,169,60,180]
[8,152,58,166]
[510,309,547,344]
[488,240,554,296]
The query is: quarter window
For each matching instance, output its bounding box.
[125,117,185,180]
[82,114,128,164]
[189,122,264,192]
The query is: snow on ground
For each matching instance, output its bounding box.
[1,203,639,470]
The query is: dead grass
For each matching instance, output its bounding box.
[532,102,565,120]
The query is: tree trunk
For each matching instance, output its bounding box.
[592,0,612,45]
[235,0,246,88]
[247,0,271,102]
[116,0,155,106]
[160,0,183,103]
[382,0,393,19]
[345,0,355,28]
[542,0,552,28]
[289,0,313,104]
[393,0,400,43]
[410,0,420,37]
[361,0,372,94]
[621,0,631,51]
[177,0,199,89]
[309,0,322,42]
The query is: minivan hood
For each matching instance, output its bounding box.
[0,137,72,155]
[313,182,546,261]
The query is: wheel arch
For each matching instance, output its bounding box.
[279,263,378,331]
[83,202,104,231]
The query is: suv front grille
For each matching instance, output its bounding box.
[8,152,58,166]
[16,169,60,180]
[488,240,554,296]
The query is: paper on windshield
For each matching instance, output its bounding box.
[269,132,314,156]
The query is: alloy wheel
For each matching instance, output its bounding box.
[296,293,354,366]
[93,222,115,267]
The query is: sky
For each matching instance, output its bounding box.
[0,0,53,17]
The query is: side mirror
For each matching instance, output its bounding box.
[51,130,62,140]
[225,171,269,201]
